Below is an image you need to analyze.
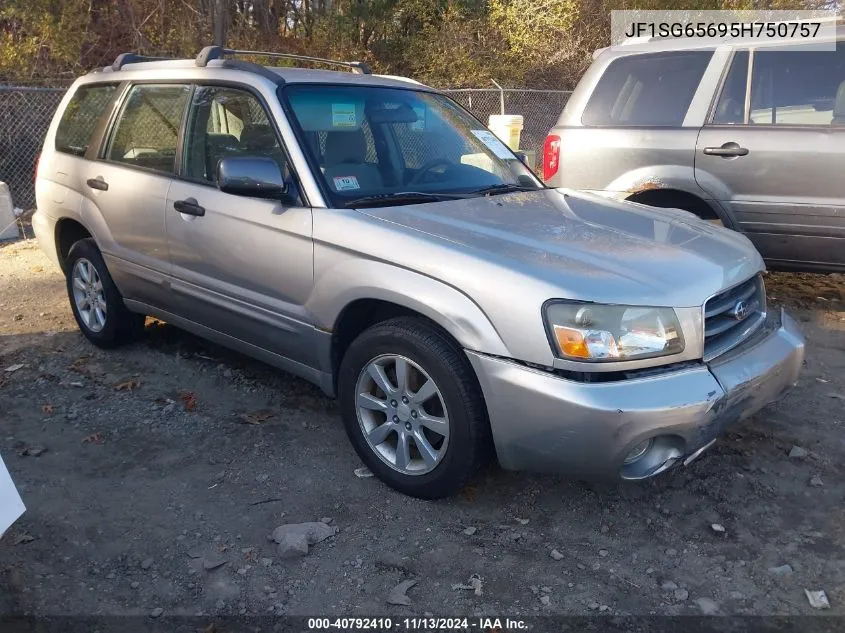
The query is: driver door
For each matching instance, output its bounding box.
[165,84,316,366]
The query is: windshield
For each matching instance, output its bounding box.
[281,84,541,207]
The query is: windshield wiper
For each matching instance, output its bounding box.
[344,191,465,208]
[469,183,539,197]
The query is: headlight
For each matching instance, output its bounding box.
[544,302,684,362]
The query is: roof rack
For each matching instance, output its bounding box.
[111,53,173,71]
[195,46,373,75]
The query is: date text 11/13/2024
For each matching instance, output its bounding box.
[307,617,528,630]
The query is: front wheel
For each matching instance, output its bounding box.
[65,238,145,348]
[338,317,491,499]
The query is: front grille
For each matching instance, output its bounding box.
[703,275,766,360]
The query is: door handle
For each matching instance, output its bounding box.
[703,144,749,157]
[173,198,205,217]
[86,177,109,191]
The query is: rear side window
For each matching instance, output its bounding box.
[55,84,119,156]
[582,51,713,126]
[712,51,749,124]
[105,84,191,174]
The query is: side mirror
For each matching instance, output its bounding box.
[217,156,288,200]
[514,151,529,166]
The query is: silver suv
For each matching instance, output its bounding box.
[545,27,845,272]
[34,46,804,498]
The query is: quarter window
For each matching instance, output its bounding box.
[749,43,845,126]
[105,84,190,173]
[182,86,295,189]
[582,51,713,126]
[55,83,119,156]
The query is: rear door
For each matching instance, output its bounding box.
[165,84,316,366]
[695,43,845,268]
[89,83,191,305]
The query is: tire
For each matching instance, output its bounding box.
[338,317,492,499]
[65,238,145,348]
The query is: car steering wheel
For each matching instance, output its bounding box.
[407,158,454,186]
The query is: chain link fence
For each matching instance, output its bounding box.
[0,86,68,210]
[0,84,570,211]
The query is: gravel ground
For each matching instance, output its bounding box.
[1,238,845,617]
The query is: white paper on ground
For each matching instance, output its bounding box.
[0,453,25,538]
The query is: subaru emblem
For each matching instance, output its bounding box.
[732,300,748,321]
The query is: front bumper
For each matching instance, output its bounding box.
[468,308,804,479]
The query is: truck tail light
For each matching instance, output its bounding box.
[542,134,561,182]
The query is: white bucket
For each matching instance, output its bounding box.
[487,114,524,151]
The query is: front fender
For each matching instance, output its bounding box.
[307,257,510,357]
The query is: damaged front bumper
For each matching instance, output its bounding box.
[467,308,805,480]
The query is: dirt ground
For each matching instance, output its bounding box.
[1,238,844,618]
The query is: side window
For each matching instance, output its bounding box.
[105,84,190,173]
[55,83,119,156]
[712,51,748,124]
[582,51,713,126]
[183,86,296,189]
[750,43,845,126]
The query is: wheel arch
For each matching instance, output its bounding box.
[54,217,93,273]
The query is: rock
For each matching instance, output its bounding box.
[810,476,824,488]
[140,557,154,570]
[386,579,417,606]
[463,527,477,536]
[769,564,793,576]
[186,548,202,559]
[203,555,229,570]
[130,581,140,589]
[645,568,655,575]
[150,608,164,618]
[695,598,720,615]
[550,549,564,561]
[665,548,678,556]
[515,518,530,525]
[804,589,830,609]
[270,522,338,557]
[539,595,550,606]
[598,549,609,557]
[587,602,599,610]
[729,591,746,600]
[599,605,609,612]
[541,586,552,593]
[661,581,678,591]
[320,517,333,524]
[674,589,689,601]
[711,524,726,533]
[451,573,483,596]
[788,446,809,459]
[354,467,374,478]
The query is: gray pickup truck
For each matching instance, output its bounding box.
[33,46,804,498]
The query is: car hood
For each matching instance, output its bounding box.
[356,188,763,306]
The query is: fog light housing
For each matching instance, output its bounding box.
[623,438,653,465]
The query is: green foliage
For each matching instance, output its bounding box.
[0,0,834,87]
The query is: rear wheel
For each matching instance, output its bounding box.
[338,317,491,499]
[65,238,145,348]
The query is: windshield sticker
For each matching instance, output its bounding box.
[333,175,360,191]
[332,103,357,128]
[471,129,512,159]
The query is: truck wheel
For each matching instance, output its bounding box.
[65,238,145,348]
[338,317,491,499]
